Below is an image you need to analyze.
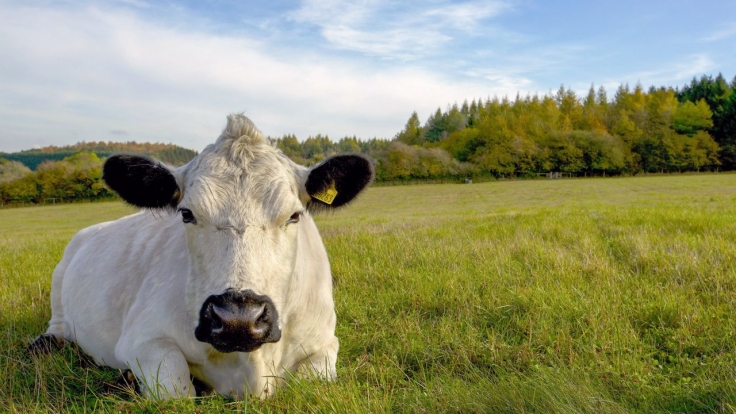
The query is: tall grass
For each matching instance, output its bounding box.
[1,174,735,412]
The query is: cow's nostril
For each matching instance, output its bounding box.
[203,302,222,332]
[211,304,232,325]
[248,303,266,323]
[257,304,269,322]
[210,314,223,334]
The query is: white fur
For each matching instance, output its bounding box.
[44,114,342,399]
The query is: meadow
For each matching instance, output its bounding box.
[1,174,736,413]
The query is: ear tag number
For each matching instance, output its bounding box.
[313,182,338,205]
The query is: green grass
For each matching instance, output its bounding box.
[2,174,736,413]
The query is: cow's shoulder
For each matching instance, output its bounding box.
[61,215,128,260]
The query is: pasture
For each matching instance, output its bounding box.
[1,174,736,413]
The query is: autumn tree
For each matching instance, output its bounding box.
[673,100,714,136]
[0,158,31,183]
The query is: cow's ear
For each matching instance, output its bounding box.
[103,154,181,210]
[305,154,374,211]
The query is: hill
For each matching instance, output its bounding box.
[0,141,198,170]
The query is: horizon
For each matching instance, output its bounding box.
[1,1,734,153]
[2,76,732,155]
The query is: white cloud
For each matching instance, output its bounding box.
[290,0,509,60]
[424,2,507,31]
[0,3,515,152]
[482,74,533,94]
[117,0,151,8]
[612,54,715,87]
[701,24,736,42]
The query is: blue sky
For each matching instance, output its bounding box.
[0,0,734,153]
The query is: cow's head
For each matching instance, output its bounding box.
[103,114,373,353]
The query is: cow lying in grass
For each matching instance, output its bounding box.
[29,114,373,399]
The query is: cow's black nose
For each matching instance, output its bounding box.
[211,301,269,340]
[194,289,281,353]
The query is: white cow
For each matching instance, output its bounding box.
[30,114,374,399]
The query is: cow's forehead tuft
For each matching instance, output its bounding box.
[184,114,291,177]
[218,113,264,146]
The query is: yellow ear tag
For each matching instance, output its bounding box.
[313,182,338,205]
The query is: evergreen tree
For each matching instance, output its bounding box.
[423,108,447,143]
[718,91,736,167]
[678,73,734,167]
[395,112,423,145]
[444,104,467,136]
[337,136,362,153]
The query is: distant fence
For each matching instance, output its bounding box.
[536,172,573,179]
[0,195,117,209]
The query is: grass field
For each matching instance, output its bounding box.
[2,174,736,413]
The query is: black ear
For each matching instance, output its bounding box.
[306,154,374,211]
[103,155,181,210]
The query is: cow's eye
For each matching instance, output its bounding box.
[287,212,301,224]
[179,208,196,224]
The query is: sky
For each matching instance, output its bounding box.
[0,0,734,153]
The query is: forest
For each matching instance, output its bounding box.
[271,73,735,180]
[1,73,734,205]
[0,141,197,170]
[0,152,112,204]
[0,142,197,205]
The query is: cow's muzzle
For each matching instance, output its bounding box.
[194,289,281,353]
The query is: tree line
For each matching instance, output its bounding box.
[269,74,735,181]
[0,141,197,170]
[0,142,197,205]
[1,73,734,205]
[0,152,113,204]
